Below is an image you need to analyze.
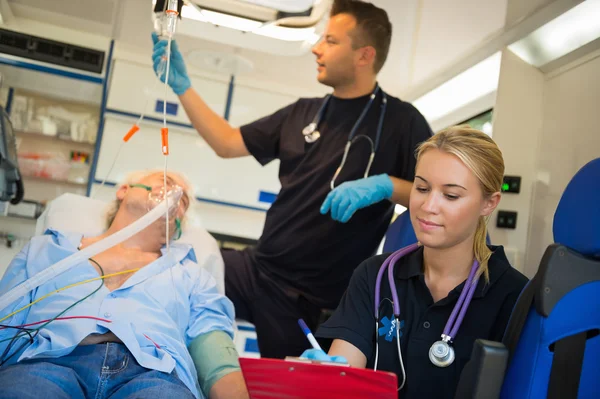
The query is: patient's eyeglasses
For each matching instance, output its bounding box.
[129,183,185,240]
[130,183,189,208]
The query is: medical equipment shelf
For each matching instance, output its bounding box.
[7,86,100,205]
[15,130,95,148]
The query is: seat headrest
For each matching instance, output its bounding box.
[553,158,600,257]
[383,211,418,252]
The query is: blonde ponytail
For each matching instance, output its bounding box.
[473,216,492,282]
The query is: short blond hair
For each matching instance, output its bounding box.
[105,169,196,228]
[415,125,504,282]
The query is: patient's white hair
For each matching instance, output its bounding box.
[105,169,196,228]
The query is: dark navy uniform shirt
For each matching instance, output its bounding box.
[317,245,528,398]
[240,89,432,308]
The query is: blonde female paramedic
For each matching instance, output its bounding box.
[302,126,528,399]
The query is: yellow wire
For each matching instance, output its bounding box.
[0,268,141,323]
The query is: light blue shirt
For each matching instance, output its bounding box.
[0,229,235,399]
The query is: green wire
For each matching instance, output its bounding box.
[129,183,152,191]
[0,259,106,363]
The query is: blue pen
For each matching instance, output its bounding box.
[298,319,322,351]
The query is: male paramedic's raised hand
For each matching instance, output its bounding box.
[321,174,394,223]
[300,349,348,364]
[151,32,191,96]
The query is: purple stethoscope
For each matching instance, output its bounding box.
[374,243,480,389]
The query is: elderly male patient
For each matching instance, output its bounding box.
[0,171,248,399]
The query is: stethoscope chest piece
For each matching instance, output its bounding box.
[302,122,320,143]
[429,340,455,367]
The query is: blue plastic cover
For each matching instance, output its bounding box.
[382,211,417,252]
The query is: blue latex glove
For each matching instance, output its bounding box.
[320,174,394,223]
[151,32,192,96]
[301,349,348,364]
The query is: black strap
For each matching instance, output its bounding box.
[547,332,587,399]
[502,277,539,362]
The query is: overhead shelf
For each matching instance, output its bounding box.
[16,130,95,147]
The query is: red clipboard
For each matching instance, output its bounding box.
[240,357,398,399]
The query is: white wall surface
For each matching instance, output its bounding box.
[487,48,545,273]
[228,82,297,127]
[107,59,229,124]
[525,52,600,276]
[489,47,600,277]
[96,59,293,239]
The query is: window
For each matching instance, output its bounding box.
[460,109,493,136]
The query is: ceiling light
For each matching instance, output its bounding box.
[482,121,493,135]
[509,0,600,67]
[255,24,320,43]
[413,52,502,123]
[182,6,262,32]
[238,0,318,13]
[181,5,320,43]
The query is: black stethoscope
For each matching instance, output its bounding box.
[374,243,481,390]
[302,84,388,190]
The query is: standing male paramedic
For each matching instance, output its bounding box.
[152,0,432,358]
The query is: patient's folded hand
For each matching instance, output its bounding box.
[300,349,348,364]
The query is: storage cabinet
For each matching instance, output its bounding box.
[11,88,100,205]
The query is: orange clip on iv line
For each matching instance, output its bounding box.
[161,127,169,155]
[123,124,140,142]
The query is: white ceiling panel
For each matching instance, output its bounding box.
[7,0,117,37]
[410,0,508,89]
[8,0,115,25]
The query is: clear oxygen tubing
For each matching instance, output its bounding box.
[0,189,183,313]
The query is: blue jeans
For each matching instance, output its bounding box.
[0,343,196,399]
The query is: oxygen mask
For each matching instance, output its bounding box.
[129,183,185,218]
[129,183,184,240]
